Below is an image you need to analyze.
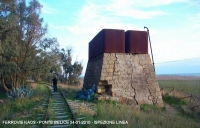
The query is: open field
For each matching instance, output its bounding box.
[156,75,200,81]
[157,75,200,96]
[159,80,200,96]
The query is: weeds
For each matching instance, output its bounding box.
[163,95,200,120]
[140,104,165,112]
[0,83,49,128]
[1,80,199,128]
[59,80,200,128]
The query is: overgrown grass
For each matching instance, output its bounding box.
[163,96,186,106]
[59,85,81,100]
[47,98,54,121]
[0,83,49,128]
[140,104,166,112]
[0,92,7,99]
[163,96,199,120]
[84,100,200,128]
[83,80,200,128]
[158,80,200,95]
[1,77,199,127]
[53,81,200,128]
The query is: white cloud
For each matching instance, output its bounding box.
[48,24,67,30]
[65,0,167,35]
[150,21,200,64]
[187,0,200,8]
[188,13,200,30]
[132,0,188,7]
[57,0,200,62]
[102,0,168,19]
[111,8,167,19]
[107,0,188,8]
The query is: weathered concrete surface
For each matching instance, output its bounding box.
[83,53,164,107]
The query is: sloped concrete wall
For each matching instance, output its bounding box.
[83,53,163,107]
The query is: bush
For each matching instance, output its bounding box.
[6,86,33,99]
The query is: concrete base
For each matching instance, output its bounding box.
[84,53,164,107]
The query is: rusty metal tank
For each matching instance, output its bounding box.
[89,29,125,60]
[125,30,148,54]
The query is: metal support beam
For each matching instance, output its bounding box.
[144,26,155,72]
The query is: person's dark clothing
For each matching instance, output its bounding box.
[52,77,58,93]
[53,77,58,85]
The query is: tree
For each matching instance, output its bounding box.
[61,48,72,80]
[0,0,61,91]
[60,47,83,85]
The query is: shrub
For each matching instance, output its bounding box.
[6,86,33,99]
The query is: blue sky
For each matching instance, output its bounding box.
[38,0,200,75]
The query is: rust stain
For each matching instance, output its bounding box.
[89,29,148,60]
[89,29,125,60]
[125,30,148,54]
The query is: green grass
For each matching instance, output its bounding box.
[57,80,200,128]
[61,87,81,100]
[163,96,186,106]
[140,104,166,112]
[84,101,200,128]
[0,83,50,128]
[163,95,199,120]
[0,92,7,99]
[3,80,195,128]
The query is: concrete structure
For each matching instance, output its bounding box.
[83,29,163,107]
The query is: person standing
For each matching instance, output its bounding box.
[52,76,58,93]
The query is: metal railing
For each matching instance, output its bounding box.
[160,87,200,111]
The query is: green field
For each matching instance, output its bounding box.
[158,80,200,95]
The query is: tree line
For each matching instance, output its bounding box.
[0,0,83,92]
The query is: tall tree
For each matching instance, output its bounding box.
[0,0,60,91]
[60,48,83,85]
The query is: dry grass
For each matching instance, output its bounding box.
[29,82,38,89]
[58,78,83,90]
[58,83,83,90]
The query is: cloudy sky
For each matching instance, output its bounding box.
[38,0,200,75]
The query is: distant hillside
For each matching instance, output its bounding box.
[156,73,200,80]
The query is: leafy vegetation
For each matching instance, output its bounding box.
[0,83,49,128]
[0,0,60,91]
[6,86,33,99]
[60,48,83,85]
[163,95,199,119]
[0,0,83,92]
[163,95,186,106]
